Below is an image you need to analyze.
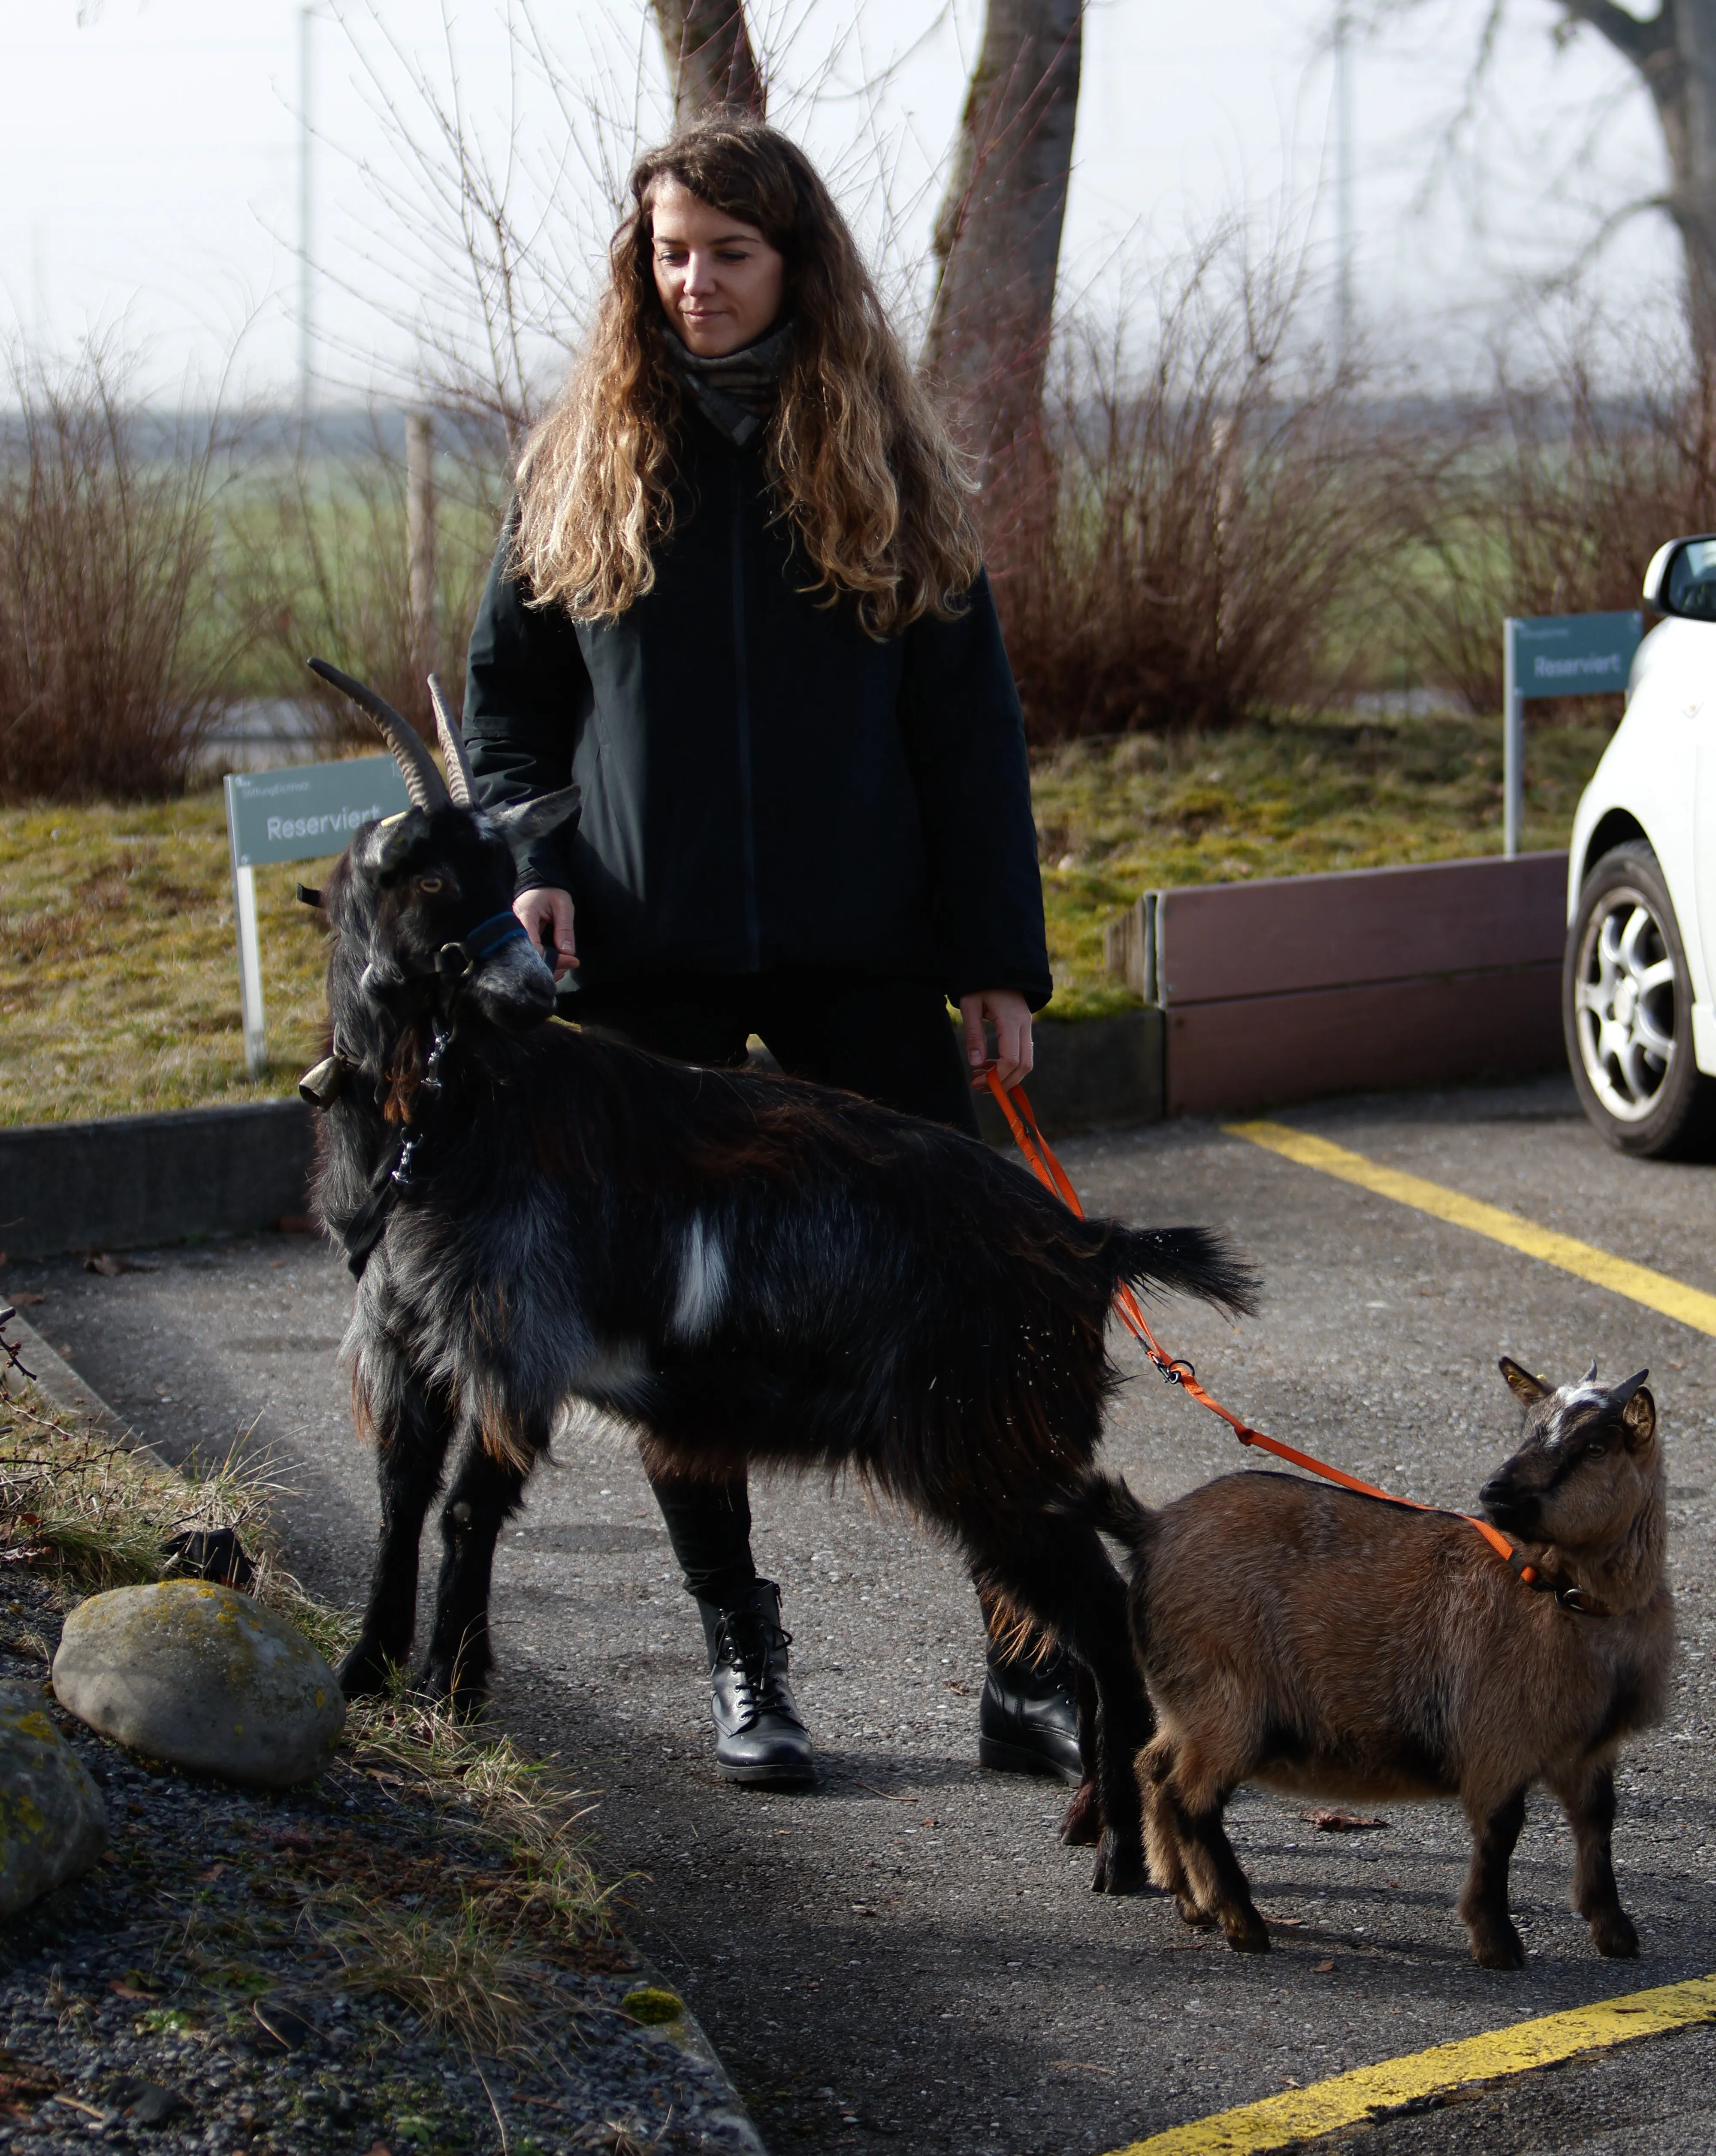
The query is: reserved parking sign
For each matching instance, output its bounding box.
[1502,610,1643,858]
[1510,612,1642,701]
[224,756,410,868]
[222,754,414,1076]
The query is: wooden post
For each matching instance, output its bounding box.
[406,411,435,688]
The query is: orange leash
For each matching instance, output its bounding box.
[982,1068,1533,1581]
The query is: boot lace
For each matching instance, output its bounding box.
[715,1611,794,1720]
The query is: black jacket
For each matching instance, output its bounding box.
[462,409,1051,1007]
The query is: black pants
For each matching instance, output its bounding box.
[575,969,979,1612]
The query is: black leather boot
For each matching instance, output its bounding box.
[696,1578,816,1787]
[978,1638,1083,1784]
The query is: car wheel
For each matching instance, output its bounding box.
[1563,841,1716,1158]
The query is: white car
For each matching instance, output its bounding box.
[1565,534,1716,1155]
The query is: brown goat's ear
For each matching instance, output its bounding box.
[1499,1356,1549,1404]
[1620,1382,1656,1448]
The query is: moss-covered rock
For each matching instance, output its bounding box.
[0,1680,108,1917]
[51,1581,344,1789]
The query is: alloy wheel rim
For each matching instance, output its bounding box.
[1572,884,1679,1122]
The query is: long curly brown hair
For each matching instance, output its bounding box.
[514,118,982,635]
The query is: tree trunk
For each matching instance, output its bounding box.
[651,0,764,124]
[1565,1,1716,363]
[921,0,1083,501]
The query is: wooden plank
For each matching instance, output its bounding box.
[1163,965,1563,1117]
[1155,853,1567,1006]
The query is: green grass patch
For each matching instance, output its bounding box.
[1033,711,1614,1016]
[0,713,1616,1119]
[0,788,334,1125]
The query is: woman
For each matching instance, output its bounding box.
[463,115,1079,1791]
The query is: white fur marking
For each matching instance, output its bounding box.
[671,1214,728,1343]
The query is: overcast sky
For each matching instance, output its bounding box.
[0,0,1685,402]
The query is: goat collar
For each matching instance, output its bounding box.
[340,1019,455,1280]
[1505,1543,1610,1618]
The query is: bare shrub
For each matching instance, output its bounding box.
[982,246,1387,744]
[228,412,508,746]
[1393,339,1716,714]
[0,350,230,801]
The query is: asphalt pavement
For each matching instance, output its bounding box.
[11,1069,1715,2156]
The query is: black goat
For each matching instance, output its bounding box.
[304,662,1257,1890]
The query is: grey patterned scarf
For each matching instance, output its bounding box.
[661,319,794,447]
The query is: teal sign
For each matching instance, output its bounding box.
[1510,612,1641,700]
[224,755,411,868]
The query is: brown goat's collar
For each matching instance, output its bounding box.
[1506,1544,1610,1617]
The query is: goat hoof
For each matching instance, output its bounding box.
[1059,1781,1103,1847]
[1222,1914,1270,1954]
[413,1667,487,1721]
[1175,1896,1217,1931]
[1591,1911,1639,1959]
[1090,1831,1146,1895]
[1469,1926,1526,1970]
[335,1642,400,1699]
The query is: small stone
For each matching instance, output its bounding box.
[131,2084,192,2126]
[251,1995,317,2053]
[0,1681,108,1918]
[51,1583,344,1790]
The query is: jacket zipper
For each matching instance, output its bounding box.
[730,470,761,969]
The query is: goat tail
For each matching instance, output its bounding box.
[1112,1225,1259,1319]
[1057,1469,1154,1550]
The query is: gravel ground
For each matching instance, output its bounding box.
[9,1070,1716,2154]
[0,1568,762,2154]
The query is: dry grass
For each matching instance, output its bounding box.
[0,1374,352,1664]
[0,1350,617,2066]
[0,789,333,1125]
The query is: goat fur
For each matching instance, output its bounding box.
[310,769,1256,1892]
[1074,1359,1673,1964]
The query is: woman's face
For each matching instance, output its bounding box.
[650,178,785,357]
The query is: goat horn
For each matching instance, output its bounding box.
[1583,1360,1599,1385]
[426,672,477,809]
[1610,1368,1649,1406]
[306,657,448,813]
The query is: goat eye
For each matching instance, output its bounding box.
[417,875,444,895]
[1585,1440,1608,1458]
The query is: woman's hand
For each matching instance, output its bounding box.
[514,887,580,982]
[959,989,1033,1090]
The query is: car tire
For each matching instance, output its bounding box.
[1563,841,1716,1158]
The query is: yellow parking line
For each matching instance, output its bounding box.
[1228,1121,1716,1339]
[1101,1973,1716,2156]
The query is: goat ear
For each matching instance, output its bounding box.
[491,786,582,846]
[369,813,418,875]
[1499,1356,1550,1404]
[1613,1371,1655,1447]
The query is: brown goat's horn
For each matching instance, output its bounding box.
[426,672,477,809]
[306,657,448,813]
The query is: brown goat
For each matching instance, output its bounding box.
[1076,1360,1673,1968]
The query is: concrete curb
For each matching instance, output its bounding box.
[0,1306,156,1459]
[0,1012,1170,1259]
[0,1098,314,1261]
